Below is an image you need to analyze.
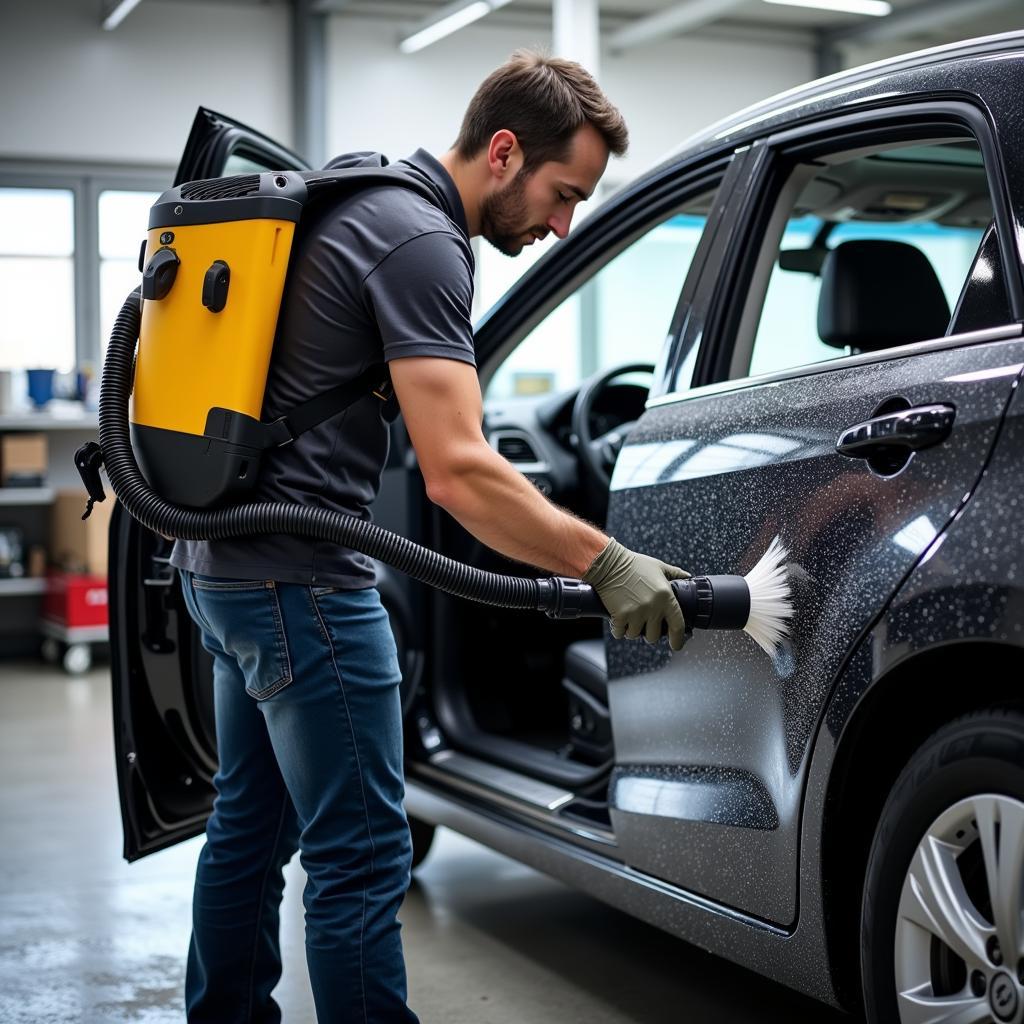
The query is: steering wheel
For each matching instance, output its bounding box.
[571,362,655,490]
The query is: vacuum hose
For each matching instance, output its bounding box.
[80,291,790,647]
[92,290,565,613]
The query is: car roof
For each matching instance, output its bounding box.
[648,29,1024,174]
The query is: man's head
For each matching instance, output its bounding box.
[443,50,628,256]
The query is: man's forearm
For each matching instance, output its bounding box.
[427,446,609,578]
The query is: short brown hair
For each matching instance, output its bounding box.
[453,49,628,172]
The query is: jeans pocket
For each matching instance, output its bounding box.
[191,577,294,700]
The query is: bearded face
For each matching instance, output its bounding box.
[478,167,547,257]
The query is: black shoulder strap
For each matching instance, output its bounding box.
[259,363,392,449]
[260,166,446,449]
[300,166,443,211]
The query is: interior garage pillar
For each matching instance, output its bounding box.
[553,0,601,80]
[553,0,602,378]
[292,0,326,168]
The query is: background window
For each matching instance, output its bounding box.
[0,188,76,372]
[99,190,160,356]
[484,210,710,401]
[744,139,995,380]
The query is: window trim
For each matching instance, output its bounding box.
[685,100,1024,397]
[481,204,718,402]
[0,160,173,372]
[647,322,1023,409]
[473,154,734,397]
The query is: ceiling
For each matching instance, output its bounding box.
[326,0,1023,48]
[156,0,1024,54]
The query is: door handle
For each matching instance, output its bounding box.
[836,404,956,459]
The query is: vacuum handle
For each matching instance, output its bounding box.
[538,576,701,626]
[537,577,607,618]
[539,576,747,635]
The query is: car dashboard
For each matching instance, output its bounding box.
[482,382,648,498]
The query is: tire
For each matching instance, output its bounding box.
[861,707,1024,1024]
[63,643,92,675]
[409,815,436,870]
[40,637,60,665]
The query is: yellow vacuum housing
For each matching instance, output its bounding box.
[129,166,439,508]
[131,171,307,508]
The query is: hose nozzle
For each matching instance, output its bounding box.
[539,537,793,656]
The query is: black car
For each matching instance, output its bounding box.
[110,30,1024,1023]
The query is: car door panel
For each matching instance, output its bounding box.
[110,504,216,859]
[112,111,312,859]
[172,108,308,186]
[604,326,1024,924]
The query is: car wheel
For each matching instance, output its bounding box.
[409,814,436,870]
[861,707,1024,1024]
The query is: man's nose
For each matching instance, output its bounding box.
[547,209,572,239]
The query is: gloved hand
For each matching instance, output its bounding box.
[582,537,691,651]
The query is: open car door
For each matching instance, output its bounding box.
[110,110,310,860]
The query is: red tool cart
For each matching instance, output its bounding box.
[40,570,109,674]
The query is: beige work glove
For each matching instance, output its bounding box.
[582,537,691,651]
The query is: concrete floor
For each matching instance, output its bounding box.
[0,658,850,1023]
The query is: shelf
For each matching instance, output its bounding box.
[0,487,55,506]
[0,577,47,596]
[0,404,98,430]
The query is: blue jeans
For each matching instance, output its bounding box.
[179,572,419,1024]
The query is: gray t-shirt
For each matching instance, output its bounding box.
[169,148,476,587]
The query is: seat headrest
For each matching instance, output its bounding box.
[817,239,950,352]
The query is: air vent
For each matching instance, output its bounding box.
[496,434,538,463]
[180,174,261,201]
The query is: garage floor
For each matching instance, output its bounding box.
[0,660,848,1024]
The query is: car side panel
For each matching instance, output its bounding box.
[603,331,1024,925]
[826,361,1024,736]
[800,358,1024,1001]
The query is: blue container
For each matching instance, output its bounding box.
[26,368,55,408]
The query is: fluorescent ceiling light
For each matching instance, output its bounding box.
[102,0,145,30]
[399,0,513,54]
[609,0,747,52]
[763,0,891,15]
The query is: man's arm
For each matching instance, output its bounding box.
[389,356,608,577]
[390,355,691,649]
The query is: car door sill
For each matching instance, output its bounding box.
[412,750,617,847]
[451,727,612,788]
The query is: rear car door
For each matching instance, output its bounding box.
[603,102,1024,926]
[110,110,313,860]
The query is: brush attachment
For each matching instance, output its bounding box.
[669,537,792,653]
[538,537,794,656]
[737,537,792,654]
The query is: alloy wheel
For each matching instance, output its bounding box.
[894,794,1024,1024]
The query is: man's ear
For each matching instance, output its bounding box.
[487,129,521,180]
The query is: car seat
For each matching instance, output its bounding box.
[817,238,950,352]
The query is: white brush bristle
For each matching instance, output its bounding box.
[741,537,793,656]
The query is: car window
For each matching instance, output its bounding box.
[483,196,716,402]
[732,138,1010,381]
[222,151,281,176]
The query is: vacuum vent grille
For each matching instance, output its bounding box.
[180,175,262,201]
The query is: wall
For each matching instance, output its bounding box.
[0,0,815,179]
[0,0,292,168]
[327,14,817,186]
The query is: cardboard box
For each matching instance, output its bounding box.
[50,489,112,578]
[0,433,48,486]
[43,571,108,628]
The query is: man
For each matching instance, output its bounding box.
[171,49,689,1023]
